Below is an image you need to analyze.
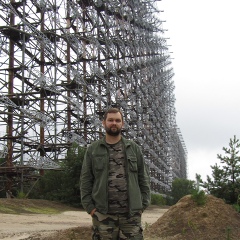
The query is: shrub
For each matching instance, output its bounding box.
[17,191,26,199]
[232,204,240,213]
[151,193,166,206]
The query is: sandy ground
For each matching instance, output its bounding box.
[0,207,168,240]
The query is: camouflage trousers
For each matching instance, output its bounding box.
[92,211,143,240]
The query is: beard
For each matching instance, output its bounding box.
[105,126,121,136]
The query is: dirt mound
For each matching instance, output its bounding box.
[144,194,240,240]
[40,227,92,240]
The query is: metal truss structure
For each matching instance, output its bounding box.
[0,0,187,196]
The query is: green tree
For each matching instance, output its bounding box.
[30,143,85,207]
[203,135,240,204]
[191,174,207,206]
[170,178,195,204]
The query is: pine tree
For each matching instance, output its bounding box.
[204,135,240,203]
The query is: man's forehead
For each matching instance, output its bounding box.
[106,112,122,119]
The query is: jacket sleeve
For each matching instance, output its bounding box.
[80,148,96,214]
[137,144,151,210]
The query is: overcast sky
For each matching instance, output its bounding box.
[158,0,240,181]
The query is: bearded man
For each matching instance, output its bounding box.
[80,107,151,240]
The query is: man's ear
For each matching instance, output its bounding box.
[102,120,105,127]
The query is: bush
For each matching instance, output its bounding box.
[232,204,240,213]
[151,193,166,206]
[17,191,27,199]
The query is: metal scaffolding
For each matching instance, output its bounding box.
[0,0,187,196]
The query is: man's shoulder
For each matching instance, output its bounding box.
[122,137,140,148]
[88,138,105,148]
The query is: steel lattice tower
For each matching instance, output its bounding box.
[0,0,187,196]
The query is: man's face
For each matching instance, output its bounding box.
[102,112,123,136]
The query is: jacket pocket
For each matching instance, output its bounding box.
[94,157,104,171]
[128,157,138,172]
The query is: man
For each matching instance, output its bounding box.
[80,107,151,239]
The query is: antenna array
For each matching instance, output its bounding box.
[0,0,187,195]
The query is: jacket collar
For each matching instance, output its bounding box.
[99,136,131,147]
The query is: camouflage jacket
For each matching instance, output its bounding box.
[80,136,151,216]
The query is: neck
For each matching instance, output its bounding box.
[105,134,122,144]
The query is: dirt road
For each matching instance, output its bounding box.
[0,206,168,240]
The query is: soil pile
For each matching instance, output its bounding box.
[144,194,240,240]
[42,194,240,240]
[41,227,92,240]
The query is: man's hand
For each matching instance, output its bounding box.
[90,208,97,216]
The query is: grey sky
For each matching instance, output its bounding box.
[158,0,240,181]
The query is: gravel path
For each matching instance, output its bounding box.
[0,207,168,240]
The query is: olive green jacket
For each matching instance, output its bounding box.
[80,136,151,216]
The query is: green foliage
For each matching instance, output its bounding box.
[226,227,232,240]
[170,178,195,205]
[190,174,207,206]
[144,221,151,230]
[29,144,86,207]
[232,204,240,213]
[17,191,26,199]
[165,195,174,206]
[191,189,206,206]
[203,135,240,204]
[0,158,5,165]
[151,193,166,206]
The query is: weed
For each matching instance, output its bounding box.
[144,221,150,230]
[182,227,186,235]
[226,227,232,240]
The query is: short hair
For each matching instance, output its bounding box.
[103,108,123,121]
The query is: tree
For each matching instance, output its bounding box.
[203,135,240,204]
[30,143,85,207]
[191,174,207,206]
[170,178,195,204]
